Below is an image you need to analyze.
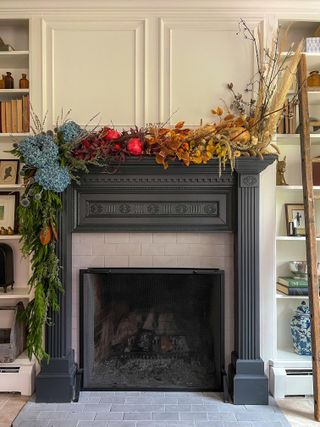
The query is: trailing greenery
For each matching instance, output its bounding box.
[18,188,63,360]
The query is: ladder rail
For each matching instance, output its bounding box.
[297,53,320,422]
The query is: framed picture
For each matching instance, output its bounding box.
[285,203,305,236]
[0,192,19,232]
[0,160,19,185]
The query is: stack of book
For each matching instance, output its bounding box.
[277,276,312,295]
[276,99,298,134]
[0,95,30,133]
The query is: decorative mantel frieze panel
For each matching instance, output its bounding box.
[73,158,236,232]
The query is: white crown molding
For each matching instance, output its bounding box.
[0,0,319,14]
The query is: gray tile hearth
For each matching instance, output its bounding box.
[12,392,291,427]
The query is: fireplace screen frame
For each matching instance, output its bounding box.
[79,267,224,391]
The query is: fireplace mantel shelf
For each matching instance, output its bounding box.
[81,154,277,175]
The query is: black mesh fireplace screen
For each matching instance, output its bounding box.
[80,268,224,391]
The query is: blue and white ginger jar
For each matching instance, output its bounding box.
[290,301,312,356]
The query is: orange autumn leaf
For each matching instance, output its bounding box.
[156,153,165,165]
[145,138,157,145]
[248,117,255,127]
[168,140,181,151]
[175,121,185,129]
[234,117,245,126]
[224,114,235,121]
[216,107,224,116]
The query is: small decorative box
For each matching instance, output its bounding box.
[306,37,320,53]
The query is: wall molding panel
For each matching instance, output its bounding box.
[42,18,147,128]
[159,17,262,126]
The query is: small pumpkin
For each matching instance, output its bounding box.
[40,225,52,246]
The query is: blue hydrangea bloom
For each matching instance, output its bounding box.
[35,163,71,193]
[58,121,82,144]
[19,134,59,168]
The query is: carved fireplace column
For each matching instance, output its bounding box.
[35,187,77,402]
[230,157,275,405]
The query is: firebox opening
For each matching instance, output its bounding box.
[80,268,224,391]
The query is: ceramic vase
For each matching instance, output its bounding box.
[290,300,312,356]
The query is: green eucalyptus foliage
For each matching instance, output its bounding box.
[18,186,63,361]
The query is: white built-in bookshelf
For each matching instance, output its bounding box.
[0,20,31,302]
[270,19,320,398]
[0,19,30,138]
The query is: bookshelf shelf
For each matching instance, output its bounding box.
[0,184,24,190]
[0,287,34,302]
[276,185,320,190]
[276,236,320,241]
[281,51,320,70]
[0,235,21,240]
[0,133,30,137]
[288,89,320,103]
[273,347,312,369]
[0,89,29,94]
[275,134,320,145]
[277,292,309,299]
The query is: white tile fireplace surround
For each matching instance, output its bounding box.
[71,232,234,365]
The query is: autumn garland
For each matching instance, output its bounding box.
[12,111,274,361]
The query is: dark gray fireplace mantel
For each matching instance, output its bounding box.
[35,155,276,405]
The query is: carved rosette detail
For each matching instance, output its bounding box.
[240,174,259,188]
[147,203,160,214]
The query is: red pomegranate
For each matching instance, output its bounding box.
[102,127,121,141]
[127,138,143,156]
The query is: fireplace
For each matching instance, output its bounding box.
[80,268,224,391]
[35,156,275,405]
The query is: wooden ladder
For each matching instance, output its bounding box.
[297,53,320,422]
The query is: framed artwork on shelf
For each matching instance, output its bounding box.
[0,160,19,184]
[0,192,19,233]
[285,203,305,236]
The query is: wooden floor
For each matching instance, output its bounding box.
[277,397,320,427]
[0,393,29,427]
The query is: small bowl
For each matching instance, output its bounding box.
[289,261,320,279]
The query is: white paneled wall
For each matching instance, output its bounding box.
[41,15,259,128]
[72,233,234,364]
[42,18,146,128]
[160,18,254,125]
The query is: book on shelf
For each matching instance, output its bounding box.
[278,276,309,288]
[11,99,17,133]
[22,95,29,132]
[276,99,298,134]
[0,102,5,133]
[5,101,12,133]
[277,283,309,295]
[0,95,29,133]
[17,99,22,133]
